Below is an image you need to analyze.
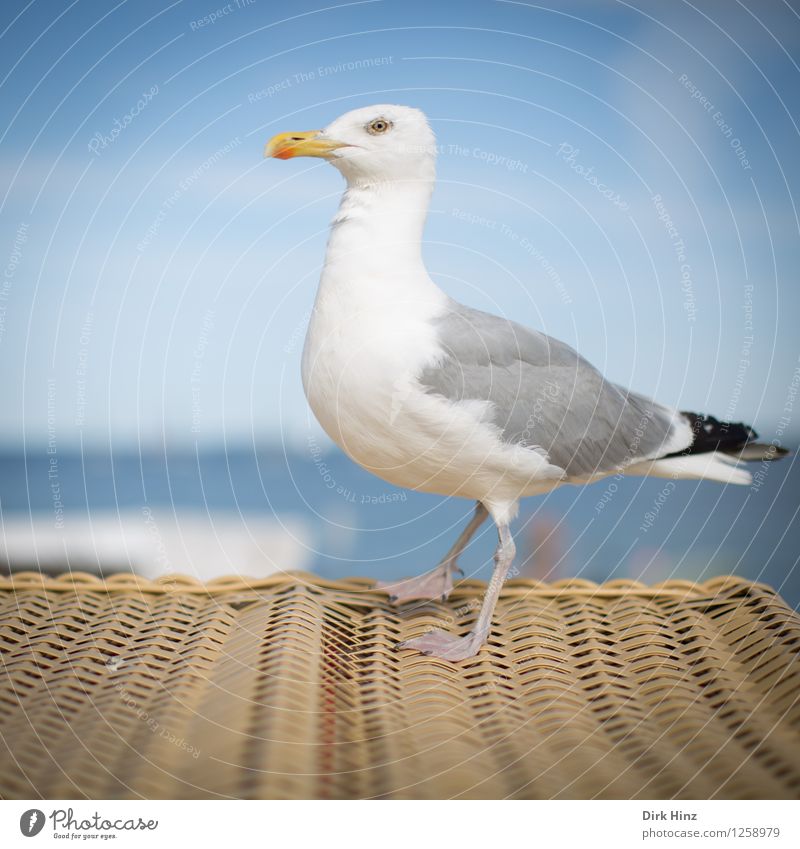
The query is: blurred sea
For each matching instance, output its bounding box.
[1,444,797,608]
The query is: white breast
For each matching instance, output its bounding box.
[301,272,443,480]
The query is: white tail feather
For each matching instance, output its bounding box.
[626,452,752,485]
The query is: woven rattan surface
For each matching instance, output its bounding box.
[1,572,799,799]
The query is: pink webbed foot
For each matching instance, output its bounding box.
[376,564,460,603]
[398,628,487,661]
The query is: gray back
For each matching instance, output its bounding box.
[419,301,680,476]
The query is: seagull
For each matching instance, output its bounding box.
[265,104,788,661]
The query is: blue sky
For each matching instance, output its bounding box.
[1,0,799,450]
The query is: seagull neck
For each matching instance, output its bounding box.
[324,179,434,271]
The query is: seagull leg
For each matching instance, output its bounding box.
[376,502,488,602]
[398,519,516,661]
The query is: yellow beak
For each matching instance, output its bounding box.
[264,130,347,160]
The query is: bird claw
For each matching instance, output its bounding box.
[398,628,486,661]
[376,566,457,603]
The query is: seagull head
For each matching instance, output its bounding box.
[265,104,436,185]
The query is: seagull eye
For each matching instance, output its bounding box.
[366,118,391,135]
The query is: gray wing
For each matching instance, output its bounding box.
[419,300,687,477]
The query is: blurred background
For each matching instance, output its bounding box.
[0,0,798,604]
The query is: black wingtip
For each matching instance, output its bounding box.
[667,413,789,462]
[667,413,754,457]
